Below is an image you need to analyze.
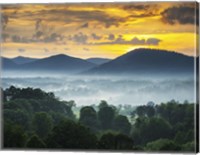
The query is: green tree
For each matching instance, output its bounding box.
[98,132,116,149]
[132,117,172,145]
[98,132,133,150]
[4,120,27,148]
[79,106,98,131]
[98,100,108,109]
[26,134,46,148]
[136,106,146,117]
[174,131,186,144]
[32,112,53,138]
[115,133,133,150]
[49,111,67,125]
[113,115,131,135]
[146,138,181,151]
[146,106,155,117]
[98,106,115,130]
[46,119,97,149]
[4,109,30,130]
[143,117,172,144]
[181,141,195,152]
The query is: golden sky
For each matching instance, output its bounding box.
[1,2,199,59]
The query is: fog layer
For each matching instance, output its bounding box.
[1,71,195,106]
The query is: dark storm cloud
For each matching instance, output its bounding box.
[44,33,63,43]
[71,33,88,44]
[1,14,9,30]
[131,37,145,44]
[108,34,115,40]
[123,4,159,18]
[11,35,30,43]
[123,4,152,11]
[1,5,23,30]
[92,36,161,46]
[11,31,63,43]
[91,33,102,40]
[32,20,64,43]
[18,9,125,28]
[18,48,26,53]
[33,31,44,39]
[35,19,42,31]
[2,5,22,10]
[12,35,21,42]
[161,6,199,25]
[146,38,161,45]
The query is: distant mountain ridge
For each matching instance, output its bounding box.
[2,48,195,75]
[11,56,38,64]
[17,54,96,73]
[85,48,195,75]
[1,57,17,70]
[86,58,111,65]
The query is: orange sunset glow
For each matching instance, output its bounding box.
[1,2,199,59]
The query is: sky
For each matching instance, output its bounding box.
[1,2,199,59]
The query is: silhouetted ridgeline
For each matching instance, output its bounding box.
[1,57,18,70]
[86,58,111,65]
[2,48,196,75]
[11,56,38,64]
[85,48,195,75]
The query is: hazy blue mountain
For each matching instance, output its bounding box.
[85,48,195,75]
[1,57,18,70]
[11,56,38,64]
[86,58,111,65]
[19,54,96,73]
[196,57,199,76]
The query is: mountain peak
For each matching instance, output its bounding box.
[85,48,194,75]
[11,56,38,64]
[127,48,189,57]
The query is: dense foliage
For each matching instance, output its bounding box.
[2,86,197,152]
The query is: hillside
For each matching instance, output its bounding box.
[85,48,194,75]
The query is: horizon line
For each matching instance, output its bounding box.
[2,48,196,59]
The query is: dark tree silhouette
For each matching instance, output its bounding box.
[79,106,98,131]
[98,106,115,130]
[26,134,46,148]
[98,132,133,150]
[4,120,27,148]
[113,115,131,135]
[32,112,53,138]
[46,119,98,149]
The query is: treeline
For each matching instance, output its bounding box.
[1,86,196,151]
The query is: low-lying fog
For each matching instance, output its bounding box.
[1,71,195,106]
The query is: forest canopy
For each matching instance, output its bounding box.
[1,86,197,152]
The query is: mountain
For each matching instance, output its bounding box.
[11,56,38,64]
[1,57,18,70]
[86,58,111,65]
[85,48,195,75]
[18,54,96,73]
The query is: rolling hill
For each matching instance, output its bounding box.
[1,57,18,70]
[18,54,96,73]
[86,58,111,65]
[2,49,195,75]
[11,56,38,64]
[85,48,195,75]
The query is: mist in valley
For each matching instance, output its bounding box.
[1,70,195,106]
